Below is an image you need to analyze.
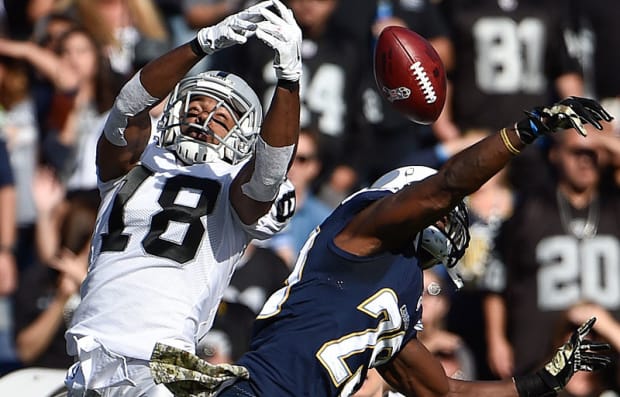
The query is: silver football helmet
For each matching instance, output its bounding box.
[158,71,263,165]
[370,166,470,288]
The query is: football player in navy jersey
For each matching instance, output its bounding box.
[63,1,303,396]
[151,96,613,397]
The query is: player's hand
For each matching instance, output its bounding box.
[537,317,611,392]
[196,1,272,55]
[515,97,614,143]
[255,0,302,82]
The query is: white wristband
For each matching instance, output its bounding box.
[103,71,159,146]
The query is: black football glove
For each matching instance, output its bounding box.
[514,317,612,397]
[515,97,614,144]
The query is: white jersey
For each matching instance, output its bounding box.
[66,143,294,360]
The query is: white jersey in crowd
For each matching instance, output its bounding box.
[66,143,294,361]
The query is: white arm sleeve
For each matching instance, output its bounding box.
[241,136,295,201]
[103,71,160,146]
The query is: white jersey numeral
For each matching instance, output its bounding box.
[473,17,546,94]
[537,235,620,310]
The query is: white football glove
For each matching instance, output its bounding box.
[255,0,302,82]
[196,1,272,55]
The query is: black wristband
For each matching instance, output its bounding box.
[513,373,557,397]
[276,79,299,92]
[189,37,207,57]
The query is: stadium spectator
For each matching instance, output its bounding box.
[566,0,620,115]
[445,132,515,381]
[153,0,190,48]
[0,26,121,193]
[30,11,79,133]
[226,241,292,314]
[566,0,620,187]
[0,137,18,375]
[63,2,302,395]
[267,127,332,266]
[0,2,7,37]
[0,55,40,272]
[41,27,121,193]
[420,269,477,380]
[151,97,613,397]
[183,0,249,29]
[485,127,620,379]
[0,132,17,296]
[13,168,94,369]
[197,300,257,364]
[433,0,586,379]
[2,0,44,39]
[437,0,584,194]
[72,0,170,78]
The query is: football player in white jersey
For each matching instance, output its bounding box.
[63,1,302,396]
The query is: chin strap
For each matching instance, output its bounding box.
[445,266,464,290]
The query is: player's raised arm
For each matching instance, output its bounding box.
[379,317,611,397]
[337,97,613,256]
[230,0,302,224]
[96,2,271,181]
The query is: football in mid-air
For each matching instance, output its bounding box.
[374,26,447,124]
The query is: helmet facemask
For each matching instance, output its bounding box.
[158,71,263,165]
[414,200,470,288]
[370,166,470,289]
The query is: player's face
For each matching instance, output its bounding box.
[60,31,98,81]
[288,133,320,189]
[180,96,237,144]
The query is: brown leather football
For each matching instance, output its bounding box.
[374,26,447,124]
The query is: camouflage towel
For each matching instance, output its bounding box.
[149,342,249,397]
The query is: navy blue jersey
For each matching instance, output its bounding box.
[237,190,424,396]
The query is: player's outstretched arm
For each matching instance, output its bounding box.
[337,97,613,255]
[379,317,611,397]
[231,0,302,224]
[97,2,271,182]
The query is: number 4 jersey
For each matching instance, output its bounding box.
[66,143,295,361]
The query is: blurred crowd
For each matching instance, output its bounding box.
[0,0,620,396]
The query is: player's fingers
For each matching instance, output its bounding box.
[229,18,258,33]
[255,23,279,49]
[581,341,612,352]
[577,317,596,338]
[580,353,612,370]
[259,6,286,26]
[271,0,295,24]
